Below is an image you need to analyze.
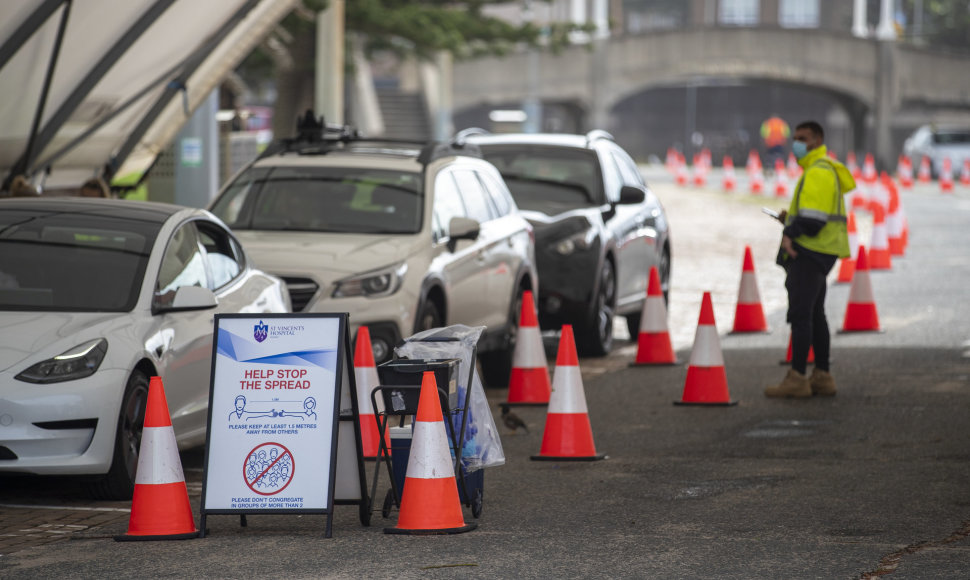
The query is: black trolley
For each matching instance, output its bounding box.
[369,334,484,520]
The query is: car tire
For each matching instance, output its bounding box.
[577,259,616,357]
[479,289,523,388]
[415,298,443,333]
[88,370,149,500]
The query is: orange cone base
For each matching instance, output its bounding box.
[730,303,768,333]
[888,238,905,256]
[531,413,604,461]
[384,477,476,535]
[631,333,680,366]
[674,366,737,406]
[840,304,882,333]
[505,367,551,406]
[115,482,198,541]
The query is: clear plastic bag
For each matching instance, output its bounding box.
[394,325,505,472]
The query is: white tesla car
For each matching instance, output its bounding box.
[0,197,290,499]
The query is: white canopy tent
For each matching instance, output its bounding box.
[0,0,298,192]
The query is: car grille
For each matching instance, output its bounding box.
[282,277,319,312]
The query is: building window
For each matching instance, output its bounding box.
[719,0,759,26]
[779,0,819,28]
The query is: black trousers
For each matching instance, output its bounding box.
[785,256,831,375]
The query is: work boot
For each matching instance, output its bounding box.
[765,369,812,398]
[810,368,837,396]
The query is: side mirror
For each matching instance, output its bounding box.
[618,185,646,205]
[447,216,480,251]
[154,285,218,313]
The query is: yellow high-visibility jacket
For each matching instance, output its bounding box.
[785,145,854,258]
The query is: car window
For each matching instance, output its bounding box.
[197,222,243,290]
[599,148,623,204]
[611,148,645,187]
[453,169,494,223]
[210,166,271,227]
[212,166,423,235]
[933,131,970,145]
[432,170,466,241]
[155,222,208,307]
[478,144,605,210]
[0,209,156,312]
[477,170,513,217]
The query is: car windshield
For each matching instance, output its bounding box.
[477,144,605,211]
[0,209,158,312]
[211,166,423,234]
[932,131,970,145]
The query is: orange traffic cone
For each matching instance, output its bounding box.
[886,179,905,256]
[773,159,789,198]
[532,325,605,461]
[632,266,678,365]
[917,156,932,183]
[747,150,764,195]
[862,153,877,184]
[385,371,476,535]
[940,157,954,193]
[731,246,768,333]
[722,156,737,192]
[354,326,388,459]
[505,290,551,405]
[961,159,970,186]
[675,292,736,406]
[847,151,860,179]
[786,152,801,179]
[115,377,197,541]
[868,204,892,270]
[898,155,914,188]
[840,246,881,333]
[692,153,707,186]
[836,211,858,283]
[779,331,815,365]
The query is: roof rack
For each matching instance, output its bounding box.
[417,140,482,165]
[585,129,615,146]
[256,110,362,160]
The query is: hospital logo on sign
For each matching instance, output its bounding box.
[254,320,268,343]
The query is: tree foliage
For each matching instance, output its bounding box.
[900,0,970,51]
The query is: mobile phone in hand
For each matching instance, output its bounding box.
[761,207,780,220]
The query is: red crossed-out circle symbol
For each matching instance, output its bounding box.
[243,442,294,496]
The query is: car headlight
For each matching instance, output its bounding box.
[332,263,408,298]
[16,338,108,384]
[554,229,597,256]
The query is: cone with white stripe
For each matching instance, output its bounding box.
[868,203,892,270]
[917,156,932,183]
[115,376,197,541]
[722,156,737,192]
[385,371,476,534]
[731,246,768,333]
[631,266,678,365]
[675,292,737,406]
[504,290,551,405]
[940,157,954,193]
[354,326,387,458]
[532,325,605,461]
[840,246,881,332]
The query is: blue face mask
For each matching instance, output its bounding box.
[792,141,808,159]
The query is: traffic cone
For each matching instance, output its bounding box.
[779,331,814,365]
[773,159,789,198]
[675,292,736,406]
[115,376,197,541]
[917,156,932,183]
[836,211,859,283]
[868,204,892,270]
[747,150,764,195]
[862,153,877,184]
[940,157,954,193]
[961,159,970,186]
[886,179,905,256]
[722,156,737,192]
[840,246,881,333]
[532,325,605,461]
[847,151,860,180]
[385,371,476,535]
[692,153,707,186]
[504,290,551,405]
[786,152,801,179]
[898,155,914,188]
[675,156,689,186]
[632,266,678,365]
[731,246,768,333]
[354,326,387,459]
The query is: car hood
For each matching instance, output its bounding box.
[234,231,420,277]
[0,312,123,373]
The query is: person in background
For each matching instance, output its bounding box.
[767,120,854,399]
[79,177,111,198]
[760,115,790,172]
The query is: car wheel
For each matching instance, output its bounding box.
[479,289,523,388]
[88,370,149,500]
[415,298,443,333]
[578,259,616,357]
[625,246,671,339]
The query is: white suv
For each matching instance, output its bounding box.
[209,116,538,385]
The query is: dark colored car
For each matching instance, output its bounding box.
[463,130,672,356]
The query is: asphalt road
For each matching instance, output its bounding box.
[2,169,969,579]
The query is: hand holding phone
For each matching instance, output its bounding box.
[761,207,780,221]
